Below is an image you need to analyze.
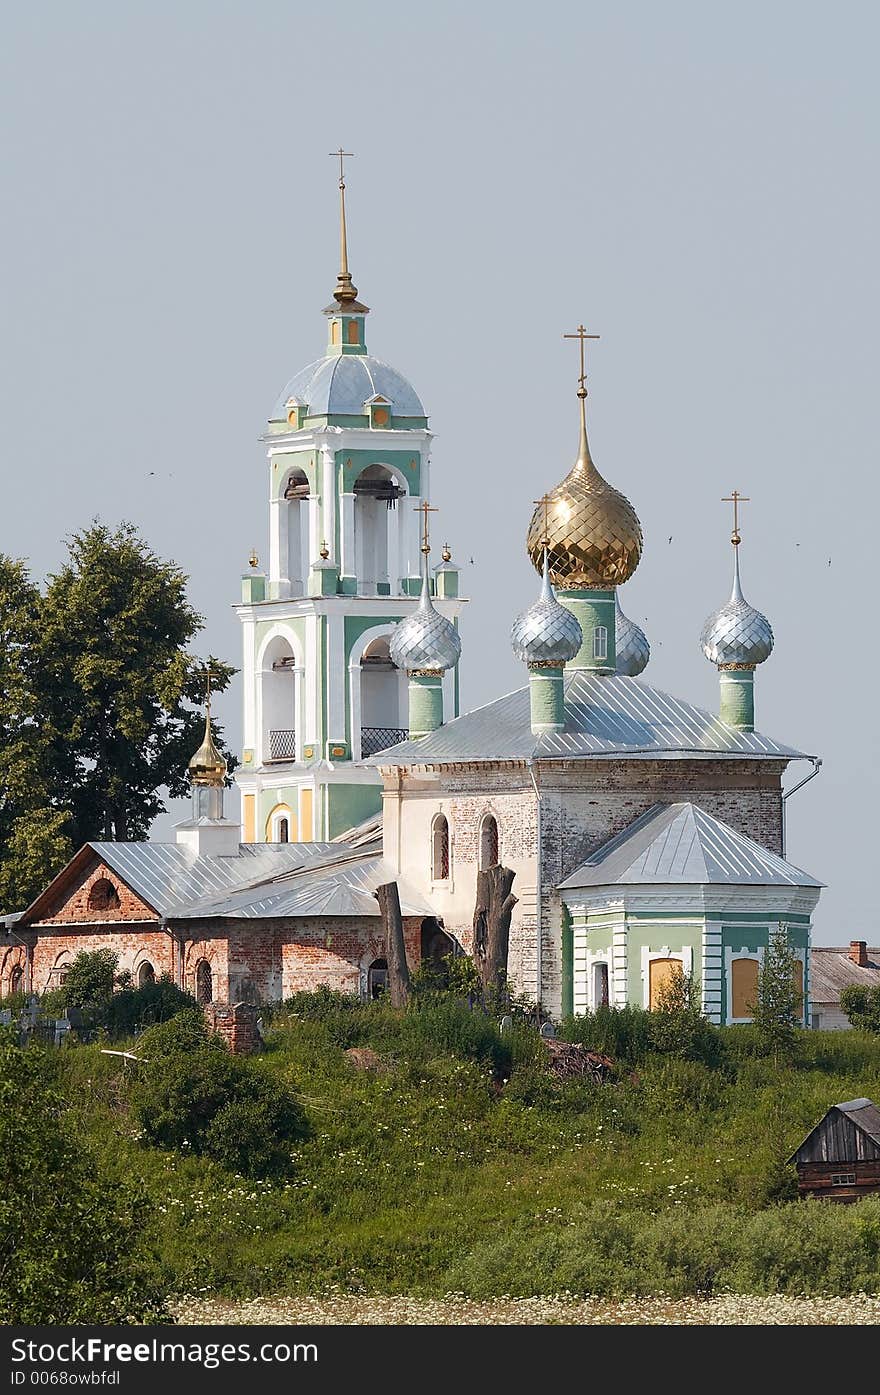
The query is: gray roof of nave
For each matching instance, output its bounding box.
[367,672,810,766]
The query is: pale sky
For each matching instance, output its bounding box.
[2,2,877,943]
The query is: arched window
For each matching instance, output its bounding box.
[9,965,23,995]
[353,464,406,595]
[432,814,450,882]
[593,625,608,661]
[137,962,155,988]
[359,634,408,757]
[262,636,298,765]
[648,957,681,1009]
[731,957,759,1019]
[367,958,388,1000]
[278,817,289,843]
[479,814,499,870]
[347,319,360,345]
[88,878,120,912]
[195,960,213,1005]
[592,962,609,1008]
[283,469,311,597]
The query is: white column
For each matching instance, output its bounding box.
[308,495,320,576]
[321,444,336,564]
[304,615,319,745]
[294,665,305,762]
[405,493,421,582]
[701,918,723,1024]
[340,493,356,580]
[242,620,257,750]
[269,496,287,596]
[611,920,628,1006]
[572,922,588,1016]
[349,659,363,761]
[327,613,346,740]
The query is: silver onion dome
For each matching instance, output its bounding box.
[390,570,461,673]
[511,550,583,666]
[615,592,650,677]
[701,549,774,667]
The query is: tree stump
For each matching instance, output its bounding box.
[375,881,410,1009]
[473,865,518,1000]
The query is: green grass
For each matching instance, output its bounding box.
[53,998,880,1299]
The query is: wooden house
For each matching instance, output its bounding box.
[789,1098,880,1202]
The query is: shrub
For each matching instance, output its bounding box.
[559,1004,654,1065]
[132,1008,307,1177]
[0,1033,169,1323]
[105,975,196,1038]
[840,984,880,1034]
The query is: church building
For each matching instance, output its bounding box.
[3,162,823,1025]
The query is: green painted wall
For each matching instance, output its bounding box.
[327,782,382,839]
[528,667,565,731]
[559,590,616,672]
[719,669,755,731]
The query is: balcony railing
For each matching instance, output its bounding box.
[267,729,296,762]
[361,726,409,758]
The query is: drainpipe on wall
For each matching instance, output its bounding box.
[781,757,822,858]
[528,761,542,1023]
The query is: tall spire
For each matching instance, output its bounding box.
[565,323,600,476]
[329,147,359,305]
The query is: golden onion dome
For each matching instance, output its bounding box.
[188,712,227,787]
[527,393,642,589]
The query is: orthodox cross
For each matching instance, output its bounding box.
[564,323,600,396]
[722,490,750,546]
[533,492,554,547]
[415,499,438,553]
[329,147,354,190]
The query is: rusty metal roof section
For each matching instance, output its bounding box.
[558,803,822,890]
[809,946,880,1004]
[367,672,810,766]
[789,1099,880,1165]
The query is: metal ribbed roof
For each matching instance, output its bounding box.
[174,853,435,921]
[558,803,822,889]
[367,672,809,766]
[90,841,357,918]
[271,353,425,420]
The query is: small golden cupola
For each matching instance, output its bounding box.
[526,325,642,591]
[188,711,227,788]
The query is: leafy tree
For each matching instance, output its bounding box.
[63,947,120,1022]
[0,557,72,909]
[0,1034,169,1323]
[751,926,803,1064]
[839,984,880,1034]
[36,521,236,845]
[105,973,197,1038]
[649,964,720,1063]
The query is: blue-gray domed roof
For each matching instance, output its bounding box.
[615,592,650,677]
[701,550,774,668]
[272,353,426,421]
[390,573,461,674]
[511,551,582,667]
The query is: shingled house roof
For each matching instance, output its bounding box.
[810,946,880,1004]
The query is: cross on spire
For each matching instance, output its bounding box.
[722,490,750,546]
[329,148,358,302]
[564,323,600,398]
[414,499,438,554]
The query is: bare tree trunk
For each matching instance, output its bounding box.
[375,881,410,1009]
[473,865,518,1000]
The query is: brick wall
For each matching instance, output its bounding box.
[36,857,156,925]
[31,928,172,992]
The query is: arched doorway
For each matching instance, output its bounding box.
[137,962,155,988]
[731,957,759,1020]
[367,958,388,1000]
[261,634,299,765]
[592,962,609,1008]
[353,464,407,594]
[195,960,213,1005]
[359,635,408,757]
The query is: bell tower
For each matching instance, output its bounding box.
[234,155,466,844]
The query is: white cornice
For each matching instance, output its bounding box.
[262,426,433,453]
[561,885,820,916]
[233,595,466,621]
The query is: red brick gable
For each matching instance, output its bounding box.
[24,847,159,926]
